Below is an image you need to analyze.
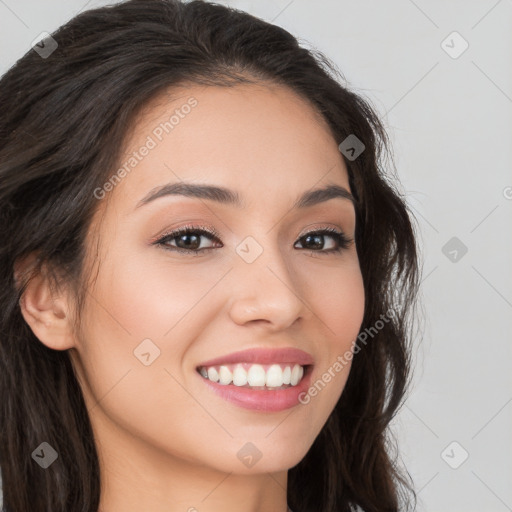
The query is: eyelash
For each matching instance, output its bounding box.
[152,224,353,256]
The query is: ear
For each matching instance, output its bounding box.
[14,254,76,351]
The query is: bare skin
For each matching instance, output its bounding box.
[18,82,365,512]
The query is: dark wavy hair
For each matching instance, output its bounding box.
[0,1,422,510]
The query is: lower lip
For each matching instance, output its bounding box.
[198,366,313,412]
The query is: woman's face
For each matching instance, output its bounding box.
[70,83,365,476]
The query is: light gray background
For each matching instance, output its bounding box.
[1,1,511,510]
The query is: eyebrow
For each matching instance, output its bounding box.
[135,181,356,210]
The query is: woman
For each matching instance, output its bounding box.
[0,1,421,510]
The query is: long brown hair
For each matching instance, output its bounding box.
[0,1,421,510]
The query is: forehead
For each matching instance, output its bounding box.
[104,82,351,213]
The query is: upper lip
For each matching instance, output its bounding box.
[197,347,314,368]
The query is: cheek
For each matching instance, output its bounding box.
[96,245,225,341]
[300,260,364,415]
[305,259,365,347]
[77,245,228,410]
[75,250,222,462]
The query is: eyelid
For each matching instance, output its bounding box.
[149,223,221,245]
[297,222,348,238]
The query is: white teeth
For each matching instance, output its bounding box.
[247,364,266,386]
[265,364,283,387]
[207,367,219,382]
[199,363,306,388]
[219,365,232,385]
[232,365,248,386]
[290,364,304,386]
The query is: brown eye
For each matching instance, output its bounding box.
[155,226,221,254]
[295,228,352,253]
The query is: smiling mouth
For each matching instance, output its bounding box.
[196,362,311,390]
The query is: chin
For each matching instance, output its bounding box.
[225,437,313,474]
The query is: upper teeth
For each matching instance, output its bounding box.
[198,363,305,388]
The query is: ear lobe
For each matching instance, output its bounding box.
[15,256,76,351]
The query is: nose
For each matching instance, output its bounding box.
[227,239,307,331]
